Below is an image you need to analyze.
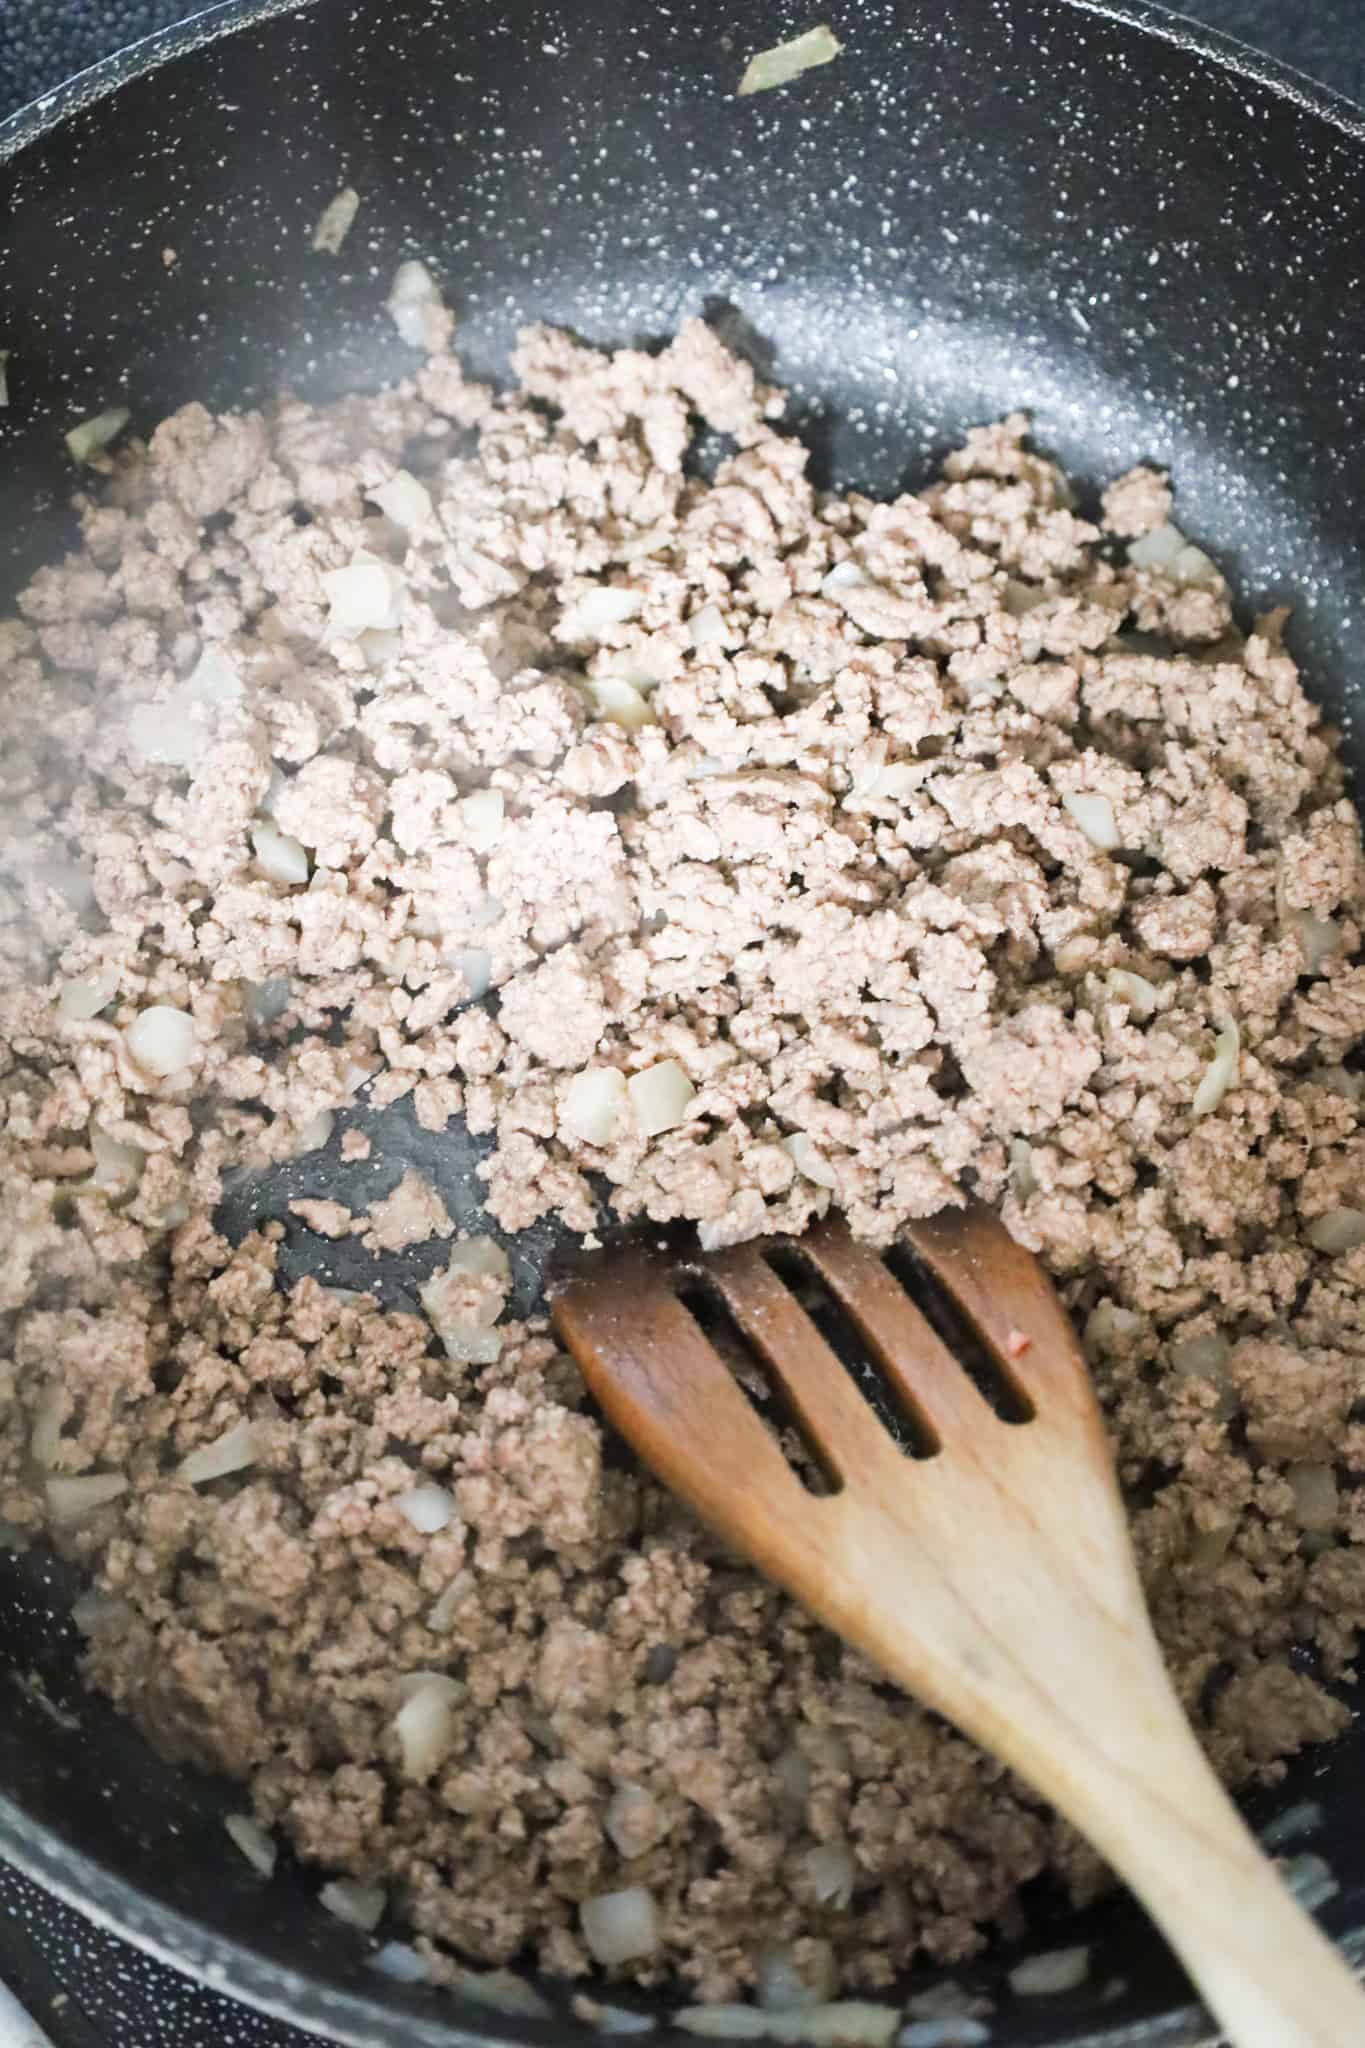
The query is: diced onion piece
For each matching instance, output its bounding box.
[322,553,407,634]
[393,1672,462,1780]
[900,2024,991,2048]
[428,1571,473,1630]
[1008,1945,1091,1996]
[320,1879,386,1932]
[370,1940,432,1984]
[675,2010,773,2040]
[1288,1463,1338,1532]
[58,964,121,1022]
[460,1969,553,2019]
[784,2009,898,2048]
[853,761,920,801]
[187,645,243,705]
[1169,1334,1231,1383]
[90,1121,145,1193]
[127,644,245,769]
[1008,1138,1037,1202]
[421,1318,501,1368]
[1170,1331,1237,1423]
[1061,791,1120,852]
[757,1958,805,2017]
[359,627,403,670]
[293,1109,334,1154]
[246,977,292,1026]
[469,892,503,929]
[820,558,866,595]
[311,186,360,253]
[1307,1208,1365,1254]
[421,1237,511,1365]
[369,467,433,530]
[586,675,657,730]
[178,1418,263,1486]
[737,24,842,95]
[564,1068,629,1148]
[1127,523,1220,588]
[1107,968,1159,1019]
[560,586,643,641]
[1287,909,1341,975]
[1170,542,1221,589]
[396,1484,456,1535]
[604,1783,661,1860]
[804,1840,855,1907]
[66,407,130,464]
[29,1387,64,1469]
[453,948,492,1000]
[774,1745,811,1821]
[676,2006,898,2045]
[1083,1300,1141,1354]
[628,1060,696,1138]
[575,1998,657,2035]
[46,1472,127,1522]
[71,1588,129,1633]
[446,1237,511,1285]
[387,259,447,349]
[252,821,310,885]
[225,1813,277,1877]
[1187,1517,1236,1570]
[1192,1020,1240,1117]
[460,789,505,850]
[783,1132,837,1190]
[1282,1852,1339,1912]
[126,1004,197,1077]
[689,604,727,647]
[1260,1799,1325,1851]
[0,351,8,407]
[599,638,674,693]
[130,701,188,770]
[1126,523,1187,572]
[580,1887,661,1966]
[758,1941,837,2012]
[128,700,199,768]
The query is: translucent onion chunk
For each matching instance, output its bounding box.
[628,1060,696,1138]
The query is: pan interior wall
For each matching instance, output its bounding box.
[2,1,1364,2042]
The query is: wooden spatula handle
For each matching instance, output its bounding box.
[1048,1690,1362,2048]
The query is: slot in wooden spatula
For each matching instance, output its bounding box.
[550,1205,1365,2048]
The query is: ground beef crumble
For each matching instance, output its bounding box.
[2,294,1364,2004]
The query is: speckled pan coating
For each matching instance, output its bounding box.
[1,2,1364,2045]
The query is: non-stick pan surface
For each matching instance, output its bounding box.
[2,1,1365,2041]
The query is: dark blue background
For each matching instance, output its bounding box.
[0,1,1360,2043]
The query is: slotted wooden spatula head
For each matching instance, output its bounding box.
[550,1205,1365,2048]
[551,1205,1137,1739]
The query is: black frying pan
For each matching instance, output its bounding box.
[2,2,1365,2042]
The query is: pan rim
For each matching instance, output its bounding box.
[2,0,1364,165]
[0,0,1362,2043]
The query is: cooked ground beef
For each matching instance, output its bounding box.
[2,279,1363,2004]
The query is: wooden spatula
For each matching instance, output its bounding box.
[550,1204,1365,2048]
